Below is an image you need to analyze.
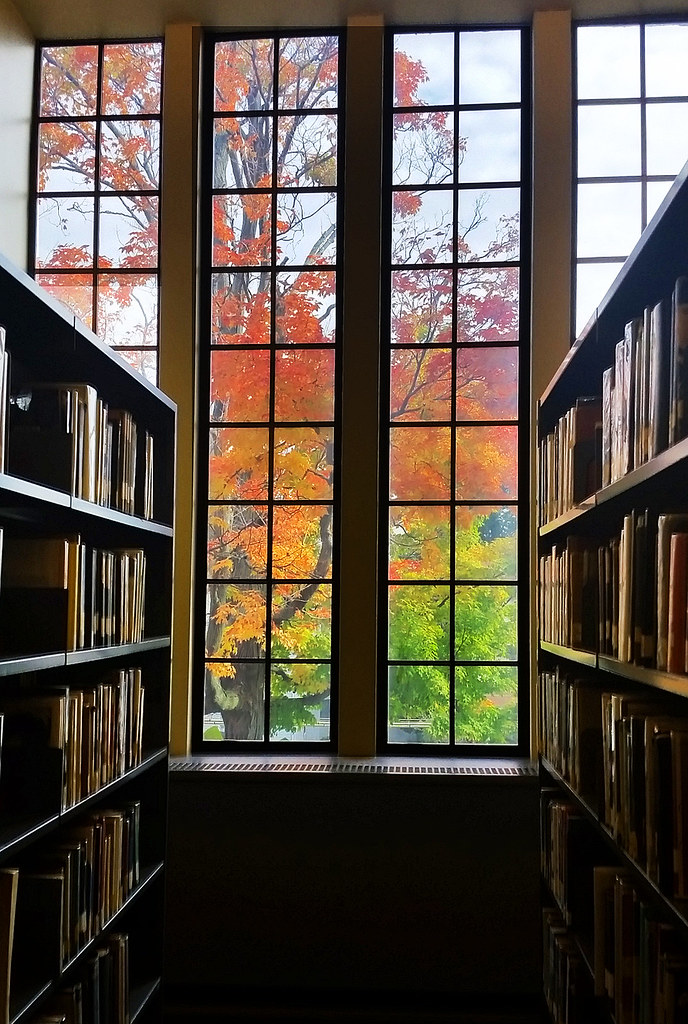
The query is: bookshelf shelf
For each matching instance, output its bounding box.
[537,158,688,1022]
[0,250,174,1024]
[539,500,595,537]
[542,758,688,937]
[539,641,596,667]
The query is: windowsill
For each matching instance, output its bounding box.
[169,752,538,783]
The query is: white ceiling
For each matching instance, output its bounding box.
[8,0,688,40]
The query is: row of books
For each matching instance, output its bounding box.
[30,932,129,1024]
[539,275,688,526]
[539,396,601,526]
[0,536,147,655]
[539,510,688,673]
[539,668,688,899]
[0,805,139,1022]
[7,372,154,520]
[592,866,688,1024]
[542,907,593,1024]
[542,795,688,1024]
[0,667,145,812]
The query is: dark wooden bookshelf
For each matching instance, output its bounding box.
[537,157,688,1023]
[0,251,175,1024]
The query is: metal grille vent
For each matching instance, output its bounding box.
[170,758,537,778]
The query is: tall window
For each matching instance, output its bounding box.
[194,26,529,754]
[574,20,688,336]
[32,41,162,382]
[383,28,528,750]
[197,33,340,747]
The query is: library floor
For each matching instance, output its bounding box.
[162,991,548,1023]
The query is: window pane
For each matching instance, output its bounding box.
[456,267,520,344]
[391,269,453,346]
[389,585,450,660]
[455,584,517,660]
[207,504,268,579]
[275,271,336,344]
[272,504,333,580]
[215,39,274,112]
[212,194,272,266]
[210,349,271,422]
[36,196,94,269]
[455,425,518,500]
[458,108,520,184]
[577,182,641,259]
[459,30,521,105]
[100,120,161,191]
[577,104,641,177]
[392,190,453,265]
[276,192,337,265]
[38,122,96,191]
[456,346,519,421]
[390,426,452,500]
[646,103,688,176]
[390,347,452,422]
[205,582,267,658]
[392,111,453,187]
[98,195,159,268]
[455,506,517,581]
[457,188,520,262]
[394,33,454,107]
[388,665,450,744]
[645,23,688,97]
[208,427,270,500]
[278,36,338,109]
[96,273,158,348]
[213,116,273,189]
[101,42,162,115]
[389,505,451,580]
[35,273,93,327]
[274,348,335,421]
[577,25,640,99]
[270,665,331,741]
[455,665,518,744]
[271,584,332,657]
[204,664,265,741]
[575,261,624,337]
[39,45,98,117]
[277,114,337,187]
[211,271,270,346]
[273,426,334,500]
[647,180,674,224]
[117,349,157,383]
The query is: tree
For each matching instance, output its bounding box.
[35,42,162,381]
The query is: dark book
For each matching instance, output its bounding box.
[0,869,17,1024]
[7,385,74,494]
[11,870,64,995]
[648,299,671,459]
[670,275,688,445]
[572,397,602,503]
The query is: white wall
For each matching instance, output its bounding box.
[0,0,33,269]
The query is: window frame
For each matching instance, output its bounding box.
[377,24,532,757]
[192,28,345,752]
[572,15,688,339]
[29,36,164,384]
